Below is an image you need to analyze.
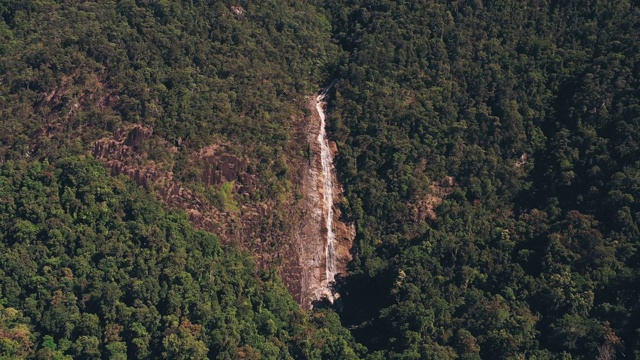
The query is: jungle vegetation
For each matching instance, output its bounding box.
[1,0,639,359]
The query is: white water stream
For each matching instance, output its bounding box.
[316,83,337,301]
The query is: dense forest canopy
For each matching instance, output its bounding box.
[1,0,639,359]
[326,0,640,358]
[0,158,361,359]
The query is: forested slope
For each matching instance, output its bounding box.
[0,1,362,359]
[0,0,337,189]
[325,0,640,358]
[1,0,640,359]
[0,158,361,359]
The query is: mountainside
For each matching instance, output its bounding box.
[0,1,360,358]
[0,0,348,311]
[1,0,640,359]
[0,157,361,358]
[325,1,640,358]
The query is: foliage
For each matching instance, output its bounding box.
[0,158,360,359]
[0,0,339,188]
[324,0,640,358]
[1,0,640,359]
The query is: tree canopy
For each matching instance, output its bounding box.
[1,0,639,359]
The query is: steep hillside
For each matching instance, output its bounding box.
[325,0,640,358]
[0,157,361,358]
[0,0,360,358]
[0,0,348,307]
[2,0,640,359]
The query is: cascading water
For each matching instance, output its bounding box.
[316,82,338,301]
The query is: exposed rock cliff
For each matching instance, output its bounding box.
[293,97,355,307]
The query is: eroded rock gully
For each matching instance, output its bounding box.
[93,100,354,308]
[291,96,355,307]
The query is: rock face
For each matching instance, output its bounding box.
[90,120,346,307]
[197,144,257,194]
[93,125,162,188]
[293,97,354,308]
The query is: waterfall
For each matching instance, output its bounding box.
[316,90,337,301]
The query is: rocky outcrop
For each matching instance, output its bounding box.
[28,72,120,147]
[292,97,355,308]
[197,145,257,194]
[93,125,167,187]
[36,72,119,122]
[230,5,245,16]
[515,153,529,168]
[410,176,456,222]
